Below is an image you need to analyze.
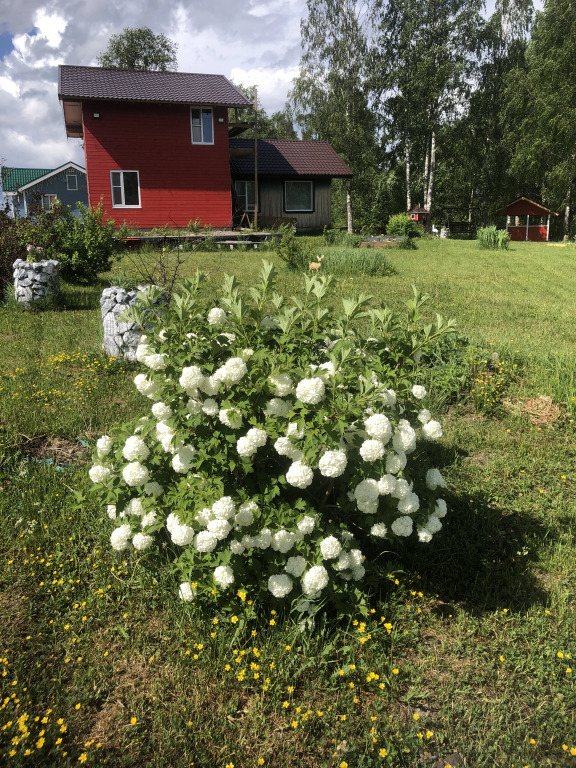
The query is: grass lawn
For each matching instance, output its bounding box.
[0,237,575,767]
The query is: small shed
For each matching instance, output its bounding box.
[407,204,429,227]
[500,197,559,242]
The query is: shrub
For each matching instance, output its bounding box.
[0,202,26,298]
[272,224,308,270]
[88,263,456,614]
[477,226,510,250]
[323,227,363,248]
[386,213,423,238]
[322,246,395,277]
[397,235,418,250]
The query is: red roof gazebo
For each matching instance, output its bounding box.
[500,197,559,242]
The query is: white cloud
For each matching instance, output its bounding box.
[0,75,20,98]
[34,8,68,48]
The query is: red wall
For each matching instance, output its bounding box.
[508,226,548,242]
[82,101,232,228]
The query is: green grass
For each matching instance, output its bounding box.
[1,238,576,767]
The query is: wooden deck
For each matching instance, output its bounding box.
[120,231,281,251]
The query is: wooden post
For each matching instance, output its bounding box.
[253,87,258,231]
[526,214,529,241]
[546,214,550,241]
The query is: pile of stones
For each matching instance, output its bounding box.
[13,259,60,307]
[101,286,166,360]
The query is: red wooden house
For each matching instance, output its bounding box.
[500,197,559,242]
[407,204,429,227]
[58,65,252,228]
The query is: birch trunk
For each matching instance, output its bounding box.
[425,130,436,230]
[346,181,353,234]
[564,186,571,240]
[405,140,412,211]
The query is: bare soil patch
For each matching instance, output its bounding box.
[15,435,90,464]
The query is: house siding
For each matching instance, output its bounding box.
[16,169,88,217]
[258,179,332,229]
[82,101,232,228]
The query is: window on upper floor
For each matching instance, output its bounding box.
[110,171,140,208]
[285,180,314,212]
[67,174,78,191]
[235,180,256,212]
[191,107,214,144]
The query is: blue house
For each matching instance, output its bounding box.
[1,162,88,218]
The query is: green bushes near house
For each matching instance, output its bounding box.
[386,212,423,238]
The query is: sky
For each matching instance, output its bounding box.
[0,0,543,181]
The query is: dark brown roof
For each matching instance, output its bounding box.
[230,139,353,178]
[497,197,559,216]
[58,65,251,107]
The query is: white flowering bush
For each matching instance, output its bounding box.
[89,263,455,612]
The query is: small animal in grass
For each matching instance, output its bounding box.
[308,254,324,271]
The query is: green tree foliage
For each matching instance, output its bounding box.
[289,0,379,228]
[98,27,178,71]
[504,0,576,236]
[229,84,297,140]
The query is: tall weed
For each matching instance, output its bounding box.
[322,246,395,277]
[477,225,510,250]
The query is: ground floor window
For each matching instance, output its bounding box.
[111,171,140,207]
[235,180,256,212]
[285,180,313,212]
[41,194,58,211]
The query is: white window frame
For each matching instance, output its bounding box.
[235,180,256,212]
[110,170,141,208]
[67,174,78,191]
[190,107,214,145]
[41,194,58,211]
[285,180,314,213]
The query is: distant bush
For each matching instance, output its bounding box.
[322,246,395,277]
[0,203,26,298]
[323,227,363,248]
[386,213,423,238]
[397,236,418,251]
[272,224,309,270]
[477,226,510,250]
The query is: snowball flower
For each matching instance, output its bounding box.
[295,377,325,405]
[110,524,132,551]
[386,451,407,474]
[212,496,236,520]
[318,450,347,478]
[151,402,173,421]
[332,553,351,572]
[357,499,379,515]
[199,375,220,395]
[265,398,293,418]
[237,428,268,458]
[172,445,196,474]
[125,498,145,516]
[194,531,218,552]
[89,463,113,484]
[392,478,412,499]
[397,492,420,515]
[412,384,427,399]
[141,511,158,528]
[392,420,417,453]
[132,532,153,551]
[179,365,204,391]
[170,522,195,546]
[297,516,316,534]
[391,516,413,537]
[377,474,397,496]
[186,398,203,415]
[434,499,448,518]
[286,461,314,489]
[134,373,161,399]
[229,540,245,555]
[269,373,294,397]
[145,481,164,497]
[144,353,167,371]
[425,515,443,534]
[359,439,386,462]
[96,435,113,459]
[122,462,149,487]
[214,565,234,589]
[219,408,243,429]
[370,523,388,538]
[268,574,294,598]
[255,528,273,549]
[217,357,248,385]
[235,501,258,528]
[418,409,431,425]
[274,436,302,461]
[107,504,116,520]
[285,556,307,578]
[123,435,150,462]
[426,468,447,490]
[286,422,305,439]
[271,529,297,554]
[195,507,213,526]
[135,343,150,363]
[364,414,392,443]
[354,479,379,504]
[319,536,342,560]
[383,389,397,406]
[202,398,219,417]
[301,565,329,595]
[179,582,197,601]
[207,519,232,540]
[207,307,227,325]
[422,420,443,440]
[418,529,433,543]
